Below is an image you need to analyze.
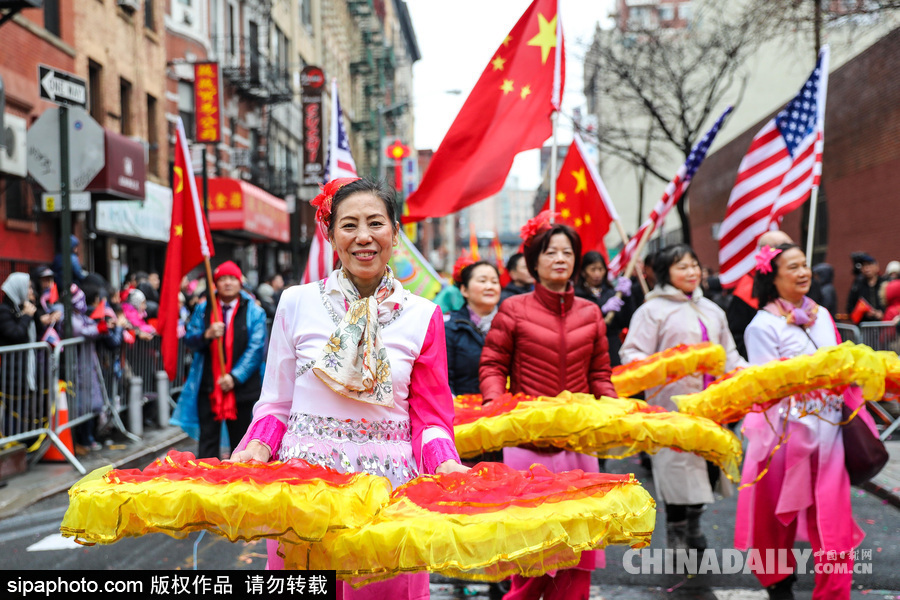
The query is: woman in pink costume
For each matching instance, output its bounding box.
[231,178,466,599]
[736,243,878,600]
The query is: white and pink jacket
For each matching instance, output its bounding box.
[239,270,460,485]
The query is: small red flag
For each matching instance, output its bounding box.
[404,0,564,222]
[89,298,107,321]
[158,118,216,381]
[540,135,618,260]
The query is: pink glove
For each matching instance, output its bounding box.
[601,296,625,314]
[614,277,632,297]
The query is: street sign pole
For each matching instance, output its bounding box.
[59,105,73,339]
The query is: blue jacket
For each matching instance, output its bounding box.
[444,306,485,396]
[172,290,267,439]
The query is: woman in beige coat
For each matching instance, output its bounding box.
[620,244,745,550]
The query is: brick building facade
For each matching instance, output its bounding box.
[688,27,900,310]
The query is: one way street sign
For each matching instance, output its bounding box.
[38,65,87,108]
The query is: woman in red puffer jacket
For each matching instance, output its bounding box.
[479,212,616,600]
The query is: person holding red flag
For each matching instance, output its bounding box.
[177,261,267,459]
[158,117,216,384]
[404,0,564,222]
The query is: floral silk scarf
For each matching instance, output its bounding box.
[313,266,403,407]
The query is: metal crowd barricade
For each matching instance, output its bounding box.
[0,340,64,464]
[859,321,899,353]
[835,323,861,344]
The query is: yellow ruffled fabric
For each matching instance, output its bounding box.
[60,464,392,545]
[674,342,894,423]
[612,342,726,398]
[454,392,742,481]
[288,472,656,587]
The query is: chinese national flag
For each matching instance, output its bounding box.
[492,230,511,288]
[404,0,564,222]
[159,118,216,380]
[540,135,618,260]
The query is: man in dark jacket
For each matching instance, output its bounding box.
[500,253,534,302]
[847,253,885,321]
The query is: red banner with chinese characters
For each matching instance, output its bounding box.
[194,62,221,143]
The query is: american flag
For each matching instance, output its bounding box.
[718,47,829,287]
[609,106,733,277]
[303,79,359,284]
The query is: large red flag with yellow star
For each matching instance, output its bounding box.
[540,135,619,260]
[159,118,216,380]
[404,0,564,222]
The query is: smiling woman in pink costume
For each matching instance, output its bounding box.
[230,177,466,599]
[736,243,878,600]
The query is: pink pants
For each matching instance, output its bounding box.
[266,540,429,600]
[502,570,591,600]
[748,447,853,599]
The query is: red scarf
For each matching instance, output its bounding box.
[209,299,237,421]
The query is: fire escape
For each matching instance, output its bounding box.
[218,0,296,198]
[347,0,402,178]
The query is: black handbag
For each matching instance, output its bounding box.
[841,403,888,486]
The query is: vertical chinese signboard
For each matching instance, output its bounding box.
[194,62,222,143]
[300,66,325,185]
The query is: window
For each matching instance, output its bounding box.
[144,0,155,30]
[147,94,159,176]
[178,81,195,139]
[300,0,312,30]
[228,4,237,57]
[89,60,104,123]
[679,2,693,22]
[1,178,35,222]
[119,78,133,136]
[43,0,61,37]
[658,5,675,21]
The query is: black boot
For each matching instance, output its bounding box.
[685,505,707,551]
[666,520,690,551]
[766,573,796,600]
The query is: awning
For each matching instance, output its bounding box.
[203,177,290,243]
[84,129,146,201]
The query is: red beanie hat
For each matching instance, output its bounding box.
[213,261,243,282]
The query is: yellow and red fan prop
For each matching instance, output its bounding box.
[673,342,900,424]
[60,451,391,545]
[453,392,743,482]
[611,342,727,398]
[288,463,656,587]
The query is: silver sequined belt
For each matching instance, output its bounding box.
[285,412,412,443]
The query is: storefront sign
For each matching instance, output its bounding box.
[204,177,290,243]
[194,62,221,143]
[300,66,325,186]
[95,181,173,241]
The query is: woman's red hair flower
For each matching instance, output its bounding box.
[519,210,559,246]
[311,177,361,235]
[452,250,476,285]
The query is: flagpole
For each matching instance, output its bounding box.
[605,220,651,324]
[548,110,559,223]
[613,219,649,295]
[805,186,819,262]
[203,256,227,377]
